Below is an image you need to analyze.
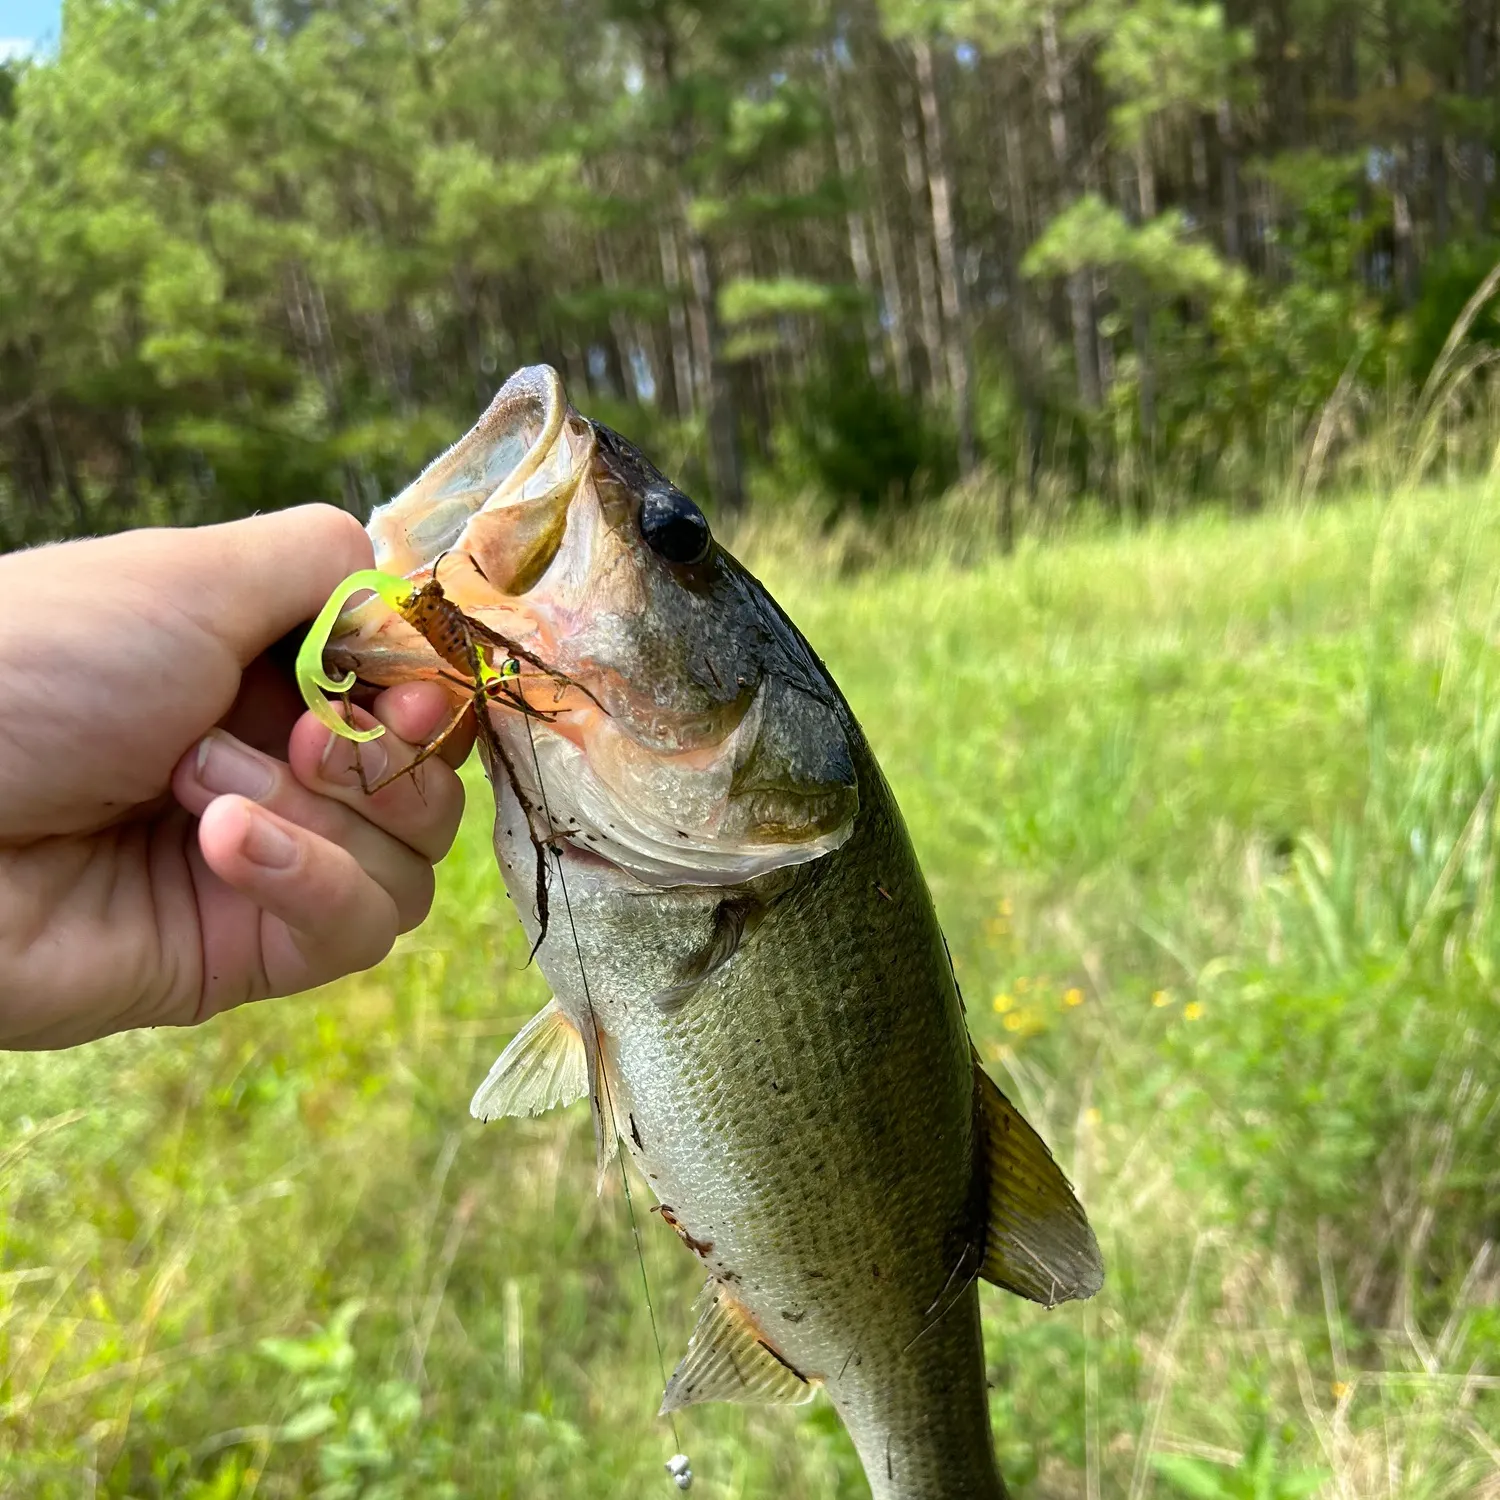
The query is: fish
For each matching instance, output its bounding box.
[308,365,1103,1499]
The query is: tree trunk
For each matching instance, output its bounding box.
[1433,132,1451,249]
[898,68,944,396]
[654,21,744,511]
[1191,116,1210,223]
[593,227,639,402]
[34,394,87,533]
[913,37,975,476]
[1385,7,1417,306]
[679,205,744,510]
[1257,171,1280,284]
[996,66,1041,539]
[1041,11,1100,410]
[1334,13,1372,290]
[452,265,489,409]
[856,85,913,394]
[285,260,362,513]
[1465,0,1490,231]
[1269,0,1304,149]
[1133,142,1157,465]
[1217,100,1242,262]
[825,50,885,381]
[1132,299,1154,463]
[657,224,696,420]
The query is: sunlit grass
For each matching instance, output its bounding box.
[3,485,1498,1497]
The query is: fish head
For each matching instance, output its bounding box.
[328,365,859,887]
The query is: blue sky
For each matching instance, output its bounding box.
[0,0,62,58]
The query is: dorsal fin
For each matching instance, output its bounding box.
[660,1284,815,1413]
[974,1056,1104,1306]
[470,1000,587,1121]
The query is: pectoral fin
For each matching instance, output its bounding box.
[660,1284,814,1414]
[974,1056,1104,1306]
[470,1000,587,1121]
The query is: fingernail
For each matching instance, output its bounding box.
[242,810,298,870]
[196,731,276,801]
[320,729,387,786]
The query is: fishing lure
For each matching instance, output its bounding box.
[296,562,575,795]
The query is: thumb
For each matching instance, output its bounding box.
[129,506,375,667]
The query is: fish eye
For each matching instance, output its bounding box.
[639,486,712,565]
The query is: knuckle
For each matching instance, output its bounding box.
[394,861,436,934]
[344,892,400,973]
[414,765,464,832]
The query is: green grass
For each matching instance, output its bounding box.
[4,486,1499,1498]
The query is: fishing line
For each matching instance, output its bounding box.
[519,708,692,1490]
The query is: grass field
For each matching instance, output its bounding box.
[2,486,1498,1499]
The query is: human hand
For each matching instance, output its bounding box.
[0,506,472,1048]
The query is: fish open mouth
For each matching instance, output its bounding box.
[367,365,579,597]
[304,367,584,706]
[298,366,858,891]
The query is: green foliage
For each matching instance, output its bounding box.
[1023,196,1245,300]
[5,0,1500,536]
[5,482,1500,1494]
[0,0,606,540]
[1153,1424,1329,1500]
[1408,240,1500,380]
[772,344,956,511]
[718,276,861,323]
[1076,0,1255,143]
[258,1304,443,1499]
[1251,152,1377,289]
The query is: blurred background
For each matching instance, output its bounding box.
[2,2,1499,1498]
[3,0,1500,542]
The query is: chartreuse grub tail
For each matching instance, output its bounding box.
[296,569,417,742]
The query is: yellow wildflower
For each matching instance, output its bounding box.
[1001,1008,1047,1039]
[1183,1001,1204,1021]
[992,993,1015,1013]
[1152,990,1173,1007]
[1063,987,1085,1007]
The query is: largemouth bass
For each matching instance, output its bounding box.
[306,367,1103,1499]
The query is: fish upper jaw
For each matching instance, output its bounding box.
[366,365,574,588]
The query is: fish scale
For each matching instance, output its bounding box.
[313,365,1103,1499]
